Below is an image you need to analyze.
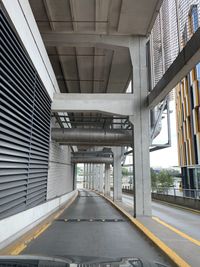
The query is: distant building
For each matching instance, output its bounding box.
[175,3,200,191]
[150,0,200,191]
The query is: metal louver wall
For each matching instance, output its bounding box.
[0,9,51,219]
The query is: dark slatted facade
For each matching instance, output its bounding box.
[0,9,51,219]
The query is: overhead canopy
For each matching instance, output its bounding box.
[29,0,162,151]
[29,0,162,94]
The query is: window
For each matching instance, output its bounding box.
[182,24,188,47]
[190,5,199,33]
[196,63,200,84]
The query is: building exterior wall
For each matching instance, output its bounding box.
[175,1,200,190]
[0,190,77,250]
[1,0,59,99]
[1,0,74,220]
[47,141,73,200]
[150,0,200,190]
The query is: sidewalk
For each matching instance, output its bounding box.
[108,195,200,267]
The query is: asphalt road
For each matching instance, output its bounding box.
[22,190,172,266]
[122,193,200,241]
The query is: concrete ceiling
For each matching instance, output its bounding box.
[29,0,162,94]
[29,0,162,151]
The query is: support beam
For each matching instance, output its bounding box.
[83,164,86,188]
[71,157,113,164]
[148,28,200,108]
[113,147,122,201]
[88,164,92,189]
[52,93,135,116]
[129,37,151,216]
[91,164,95,190]
[42,33,132,49]
[104,164,111,196]
[99,164,104,193]
[94,164,98,191]
[85,164,89,189]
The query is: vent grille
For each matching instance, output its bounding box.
[0,9,51,219]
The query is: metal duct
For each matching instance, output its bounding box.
[51,128,132,146]
[71,157,113,164]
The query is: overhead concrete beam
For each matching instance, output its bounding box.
[52,93,135,116]
[42,33,133,49]
[148,28,200,108]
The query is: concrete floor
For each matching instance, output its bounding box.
[22,190,172,266]
[122,193,200,240]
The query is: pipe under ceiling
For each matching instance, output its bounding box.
[51,128,132,146]
[71,157,113,164]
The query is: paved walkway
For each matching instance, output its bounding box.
[112,192,200,267]
[122,193,200,241]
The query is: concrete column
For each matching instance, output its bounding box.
[99,164,104,193]
[105,164,111,196]
[88,164,91,189]
[95,164,99,191]
[91,164,94,190]
[85,164,89,189]
[113,147,122,201]
[83,164,86,188]
[92,164,96,190]
[129,36,151,216]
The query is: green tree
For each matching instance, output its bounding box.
[157,170,174,188]
[151,168,174,188]
[77,166,83,176]
[122,167,129,176]
[151,168,158,188]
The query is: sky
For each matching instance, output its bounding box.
[150,99,179,168]
[126,82,179,168]
[124,98,179,169]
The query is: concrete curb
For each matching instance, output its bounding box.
[99,193,191,267]
[0,190,78,255]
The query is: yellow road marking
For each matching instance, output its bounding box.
[33,223,51,240]
[122,196,200,246]
[100,193,191,267]
[8,223,52,255]
[3,191,78,255]
[152,216,200,247]
[10,244,27,256]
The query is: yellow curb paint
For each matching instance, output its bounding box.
[33,223,51,240]
[152,216,200,247]
[100,193,191,267]
[10,244,27,256]
[4,192,78,255]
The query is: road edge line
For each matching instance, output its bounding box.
[0,191,78,255]
[100,193,191,267]
[152,216,200,247]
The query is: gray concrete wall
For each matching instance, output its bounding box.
[47,141,73,200]
[122,189,200,210]
[152,193,200,210]
[0,190,77,250]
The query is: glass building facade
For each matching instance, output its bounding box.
[150,0,200,192]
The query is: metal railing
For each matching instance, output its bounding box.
[152,187,200,199]
[122,186,200,200]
